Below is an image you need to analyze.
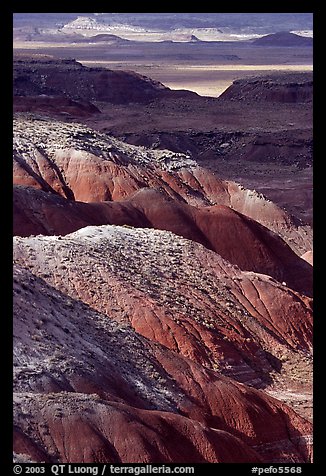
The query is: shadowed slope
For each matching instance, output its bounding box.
[14,185,312,296]
[14,263,312,463]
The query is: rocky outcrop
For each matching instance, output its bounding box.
[301,250,313,265]
[13,242,312,463]
[119,128,313,171]
[219,73,313,103]
[13,95,100,117]
[13,115,312,255]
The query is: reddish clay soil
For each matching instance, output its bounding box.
[13,116,312,257]
[13,185,312,297]
[14,226,312,388]
[12,57,313,463]
[13,230,312,463]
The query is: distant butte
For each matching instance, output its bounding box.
[219,72,313,103]
[252,31,313,47]
[78,33,130,43]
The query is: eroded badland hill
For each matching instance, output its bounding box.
[13,55,313,463]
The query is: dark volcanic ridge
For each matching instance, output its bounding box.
[13,56,197,104]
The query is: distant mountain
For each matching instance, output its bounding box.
[13,13,313,36]
[252,31,313,47]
